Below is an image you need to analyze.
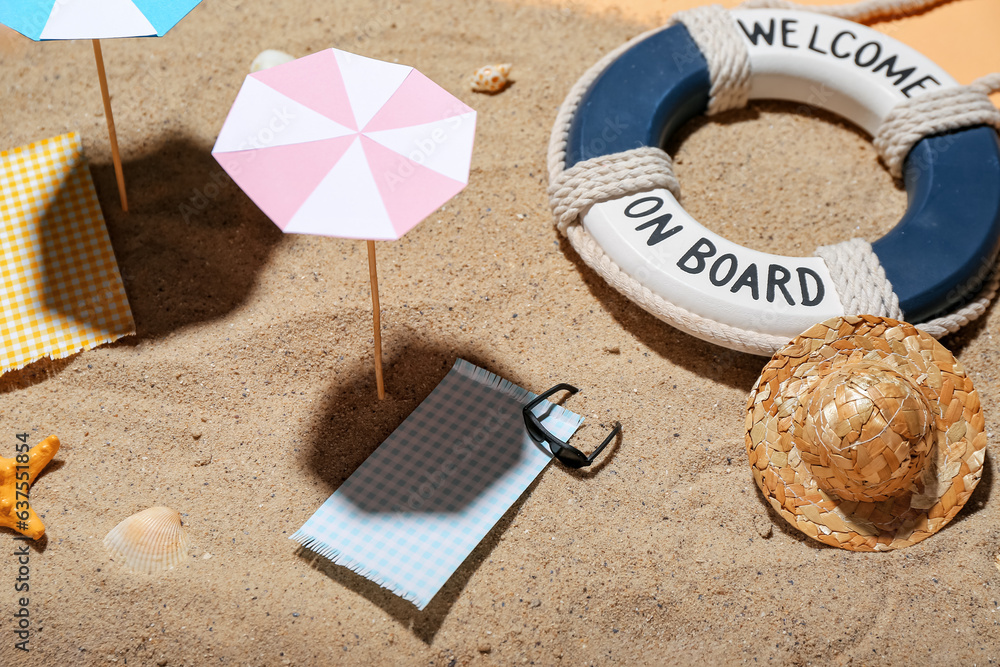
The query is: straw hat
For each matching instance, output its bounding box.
[746,315,987,551]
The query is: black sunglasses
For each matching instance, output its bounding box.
[522,383,621,468]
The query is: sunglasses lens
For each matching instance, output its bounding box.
[525,387,617,469]
[556,448,589,469]
[524,418,546,443]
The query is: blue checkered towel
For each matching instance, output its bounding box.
[291,359,583,609]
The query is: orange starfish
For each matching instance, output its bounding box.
[0,435,60,539]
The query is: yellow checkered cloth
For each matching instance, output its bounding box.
[0,132,134,374]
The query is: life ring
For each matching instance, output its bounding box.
[562,9,1000,343]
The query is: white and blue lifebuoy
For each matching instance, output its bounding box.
[564,9,1000,340]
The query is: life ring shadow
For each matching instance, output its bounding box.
[555,233,767,391]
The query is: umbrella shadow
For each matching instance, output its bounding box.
[0,137,279,387]
[298,340,552,639]
[303,340,527,501]
[303,340,459,495]
[36,158,133,334]
[87,137,284,339]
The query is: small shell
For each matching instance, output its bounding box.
[250,49,295,73]
[470,63,512,93]
[104,507,189,574]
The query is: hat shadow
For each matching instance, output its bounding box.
[944,447,992,529]
[749,486,825,549]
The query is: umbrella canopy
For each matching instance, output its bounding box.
[0,0,202,40]
[212,48,477,240]
[212,48,476,399]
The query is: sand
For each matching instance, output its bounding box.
[1,0,999,665]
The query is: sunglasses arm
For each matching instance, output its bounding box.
[586,421,622,463]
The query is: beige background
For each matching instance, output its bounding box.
[1,0,999,664]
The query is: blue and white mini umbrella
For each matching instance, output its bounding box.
[0,0,205,211]
[0,0,202,40]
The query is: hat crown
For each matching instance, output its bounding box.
[803,361,934,502]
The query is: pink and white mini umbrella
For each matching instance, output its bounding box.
[212,49,476,397]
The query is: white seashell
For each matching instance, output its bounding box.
[104,507,189,574]
[470,63,512,93]
[250,49,295,73]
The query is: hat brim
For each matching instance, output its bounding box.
[746,316,986,551]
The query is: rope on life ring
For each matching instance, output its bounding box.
[547,0,1000,355]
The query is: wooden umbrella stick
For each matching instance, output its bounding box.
[367,240,386,400]
[92,39,129,213]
